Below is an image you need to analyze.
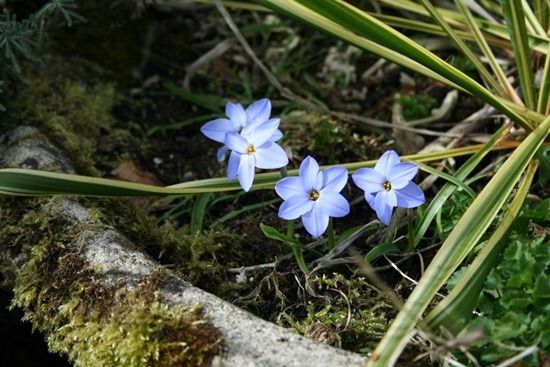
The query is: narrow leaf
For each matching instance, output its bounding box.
[501,0,537,109]
[413,124,512,248]
[191,193,213,232]
[419,0,506,98]
[415,161,476,199]
[537,43,550,114]
[425,160,539,333]
[454,0,521,104]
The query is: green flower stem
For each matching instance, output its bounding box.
[286,220,295,238]
[327,218,335,250]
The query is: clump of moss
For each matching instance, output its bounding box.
[283,111,384,164]
[9,60,117,175]
[398,94,438,121]
[0,197,222,367]
[279,273,395,354]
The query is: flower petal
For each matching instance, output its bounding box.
[302,205,329,237]
[374,150,400,176]
[322,166,348,192]
[378,189,397,207]
[395,182,425,208]
[226,102,246,128]
[275,177,305,200]
[270,128,283,142]
[217,145,229,162]
[246,98,271,126]
[388,162,418,189]
[227,151,240,180]
[278,194,314,220]
[244,118,280,147]
[364,192,375,209]
[237,154,256,191]
[316,190,350,218]
[255,142,289,169]
[374,193,394,225]
[200,118,236,143]
[299,156,320,192]
[224,132,248,154]
[352,168,385,194]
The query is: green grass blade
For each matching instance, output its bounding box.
[191,193,213,232]
[256,0,533,129]
[424,160,539,333]
[164,81,225,113]
[370,13,510,51]
[415,161,476,199]
[522,0,547,37]
[413,124,512,249]
[454,0,521,104]
[367,116,550,367]
[537,43,550,114]
[419,0,506,98]
[533,0,549,30]
[0,142,521,197]
[378,0,550,54]
[501,0,537,109]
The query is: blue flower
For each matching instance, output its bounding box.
[225,118,288,192]
[275,156,350,237]
[352,150,424,225]
[201,98,283,162]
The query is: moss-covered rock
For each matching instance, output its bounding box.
[0,196,223,367]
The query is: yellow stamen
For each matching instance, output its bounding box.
[383,181,392,191]
[247,144,255,155]
[310,190,320,201]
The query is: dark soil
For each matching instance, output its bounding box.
[0,288,70,367]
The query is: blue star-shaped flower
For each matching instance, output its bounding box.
[275,156,350,237]
[200,99,282,161]
[224,118,288,192]
[352,150,425,225]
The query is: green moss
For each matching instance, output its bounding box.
[283,111,384,164]
[9,60,117,175]
[279,273,395,354]
[398,94,438,121]
[0,196,223,367]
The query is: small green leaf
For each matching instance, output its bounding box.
[260,223,298,244]
[191,193,213,233]
[260,223,308,273]
[365,243,399,263]
[164,81,225,113]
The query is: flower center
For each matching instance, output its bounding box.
[383,181,392,191]
[309,190,320,201]
[246,144,255,155]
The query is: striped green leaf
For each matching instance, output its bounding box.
[425,160,539,333]
[413,124,512,249]
[0,143,520,197]
[501,0,537,109]
[419,0,506,98]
